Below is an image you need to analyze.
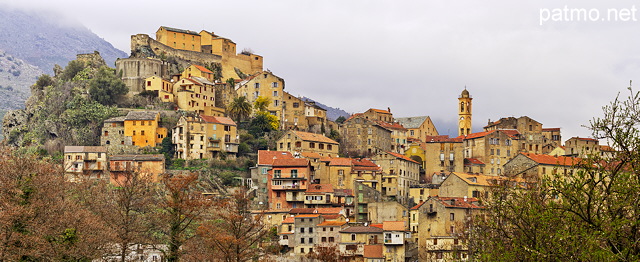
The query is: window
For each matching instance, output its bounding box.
[273,91,278,96]
[433,238,438,245]
[309,142,315,148]
[272,82,278,87]
[291,170,298,178]
[309,238,313,244]
[309,227,313,233]
[351,234,356,241]
[293,102,300,108]
[321,237,327,242]
[300,228,305,233]
[254,83,260,88]
[141,130,145,136]
[450,213,455,221]
[329,237,334,242]
[274,170,281,178]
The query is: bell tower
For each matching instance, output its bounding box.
[458,88,472,136]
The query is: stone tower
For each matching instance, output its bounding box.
[458,88,472,136]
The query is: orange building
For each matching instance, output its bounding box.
[267,158,312,210]
[123,111,168,147]
[181,64,215,81]
[109,154,166,184]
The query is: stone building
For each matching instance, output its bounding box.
[396,116,439,141]
[100,111,168,149]
[275,130,339,157]
[108,154,165,183]
[417,196,483,261]
[235,71,285,120]
[564,136,600,158]
[372,151,421,205]
[173,76,225,116]
[463,129,521,175]
[483,116,546,155]
[341,114,393,157]
[282,91,307,130]
[417,135,465,176]
[63,146,108,181]
[115,57,169,94]
[249,150,294,209]
[458,89,473,137]
[502,152,581,180]
[542,127,562,154]
[172,114,238,160]
[438,172,496,199]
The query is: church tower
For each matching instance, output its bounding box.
[458,88,472,136]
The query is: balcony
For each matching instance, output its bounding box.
[384,237,403,245]
[271,184,303,190]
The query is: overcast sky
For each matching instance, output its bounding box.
[3,0,640,140]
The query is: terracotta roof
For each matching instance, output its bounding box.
[189,76,214,86]
[300,152,322,159]
[110,154,165,161]
[363,245,384,259]
[433,196,484,209]
[333,189,353,197]
[425,135,463,143]
[193,64,213,74]
[449,172,497,186]
[292,130,339,144]
[272,158,310,167]
[465,158,485,165]
[569,137,599,142]
[345,113,363,122]
[282,216,295,224]
[374,120,407,131]
[383,221,406,231]
[64,146,107,153]
[521,153,582,166]
[340,226,383,233]
[463,129,520,140]
[395,116,430,129]
[316,207,343,214]
[370,223,383,229]
[257,150,293,166]
[368,108,392,114]
[200,115,236,126]
[317,221,347,227]
[600,145,615,152]
[125,111,158,121]
[306,184,333,193]
[289,208,316,214]
[295,214,321,218]
[410,201,426,210]
[329,158,353,166]
[321,214,342,220]
[352,158,381,171]
[542,128,561,131]
[386,151,419,164]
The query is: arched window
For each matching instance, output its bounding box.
[460,102,465,112]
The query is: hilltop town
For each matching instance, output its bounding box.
[0,26,620,261]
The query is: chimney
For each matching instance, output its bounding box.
[464,196,468,202]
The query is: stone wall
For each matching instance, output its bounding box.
[115,58,168,94]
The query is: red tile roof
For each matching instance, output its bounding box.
[300,152,322,159]
[434,197,484,209]
[374,120,407,131]
[542,128,561,131]
[410,201,426,210]
[363,245,384,259]
[370,223,383,229]
[316,207,343,214]
[329,158,353,166]
[193,64,213,74]
[352,158,381,171]
[521,153,582,166]
[306,184,333,193]
[272,158,310,167]
[383,221,406,231]
[340,226,383,233]
[600,145,615,152]
[386,151,419,164]
[282,216,295,224]
[200,114,236,126]
[257,150,293,166]
[369,108,392,114]
[465,158,485,165]
[321,214,342,220]
[289,208,316,214]
[295,214,321,218]
[292,130,339,144]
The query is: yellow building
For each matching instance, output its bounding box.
[438,172,496,199]
[372,151,421,205]
[144,75,174,102]
[109,154,166,183]
[123,111,168,147]
[463,130,521,175]
[172,114,239,160]
[339,226,384,258]
[199,30,263,79]
[417,196,483,261]
[362,108,394,122]
[156,26,201,52]
[235,71,285,120]
[396,116,439,141]
[304,101,328,134]
[181,64,214,81]
[276,130,339,157]
[564,136,601,158]
[502,152,581,180]
[282,91,307,130]
[174,77,225,116]
[458,89,473,137]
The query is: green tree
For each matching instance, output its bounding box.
[335,116,347,124]
[35,74,54,89]
[89,66,128,105]
[227,96,252,122]
[473,86,640,261]
[60,60,85,81]
[253,96,271,112]
[248,111,278,137]
[160,135,175,163]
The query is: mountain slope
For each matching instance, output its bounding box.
[0,7,127,74]
[301,97,351,121]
